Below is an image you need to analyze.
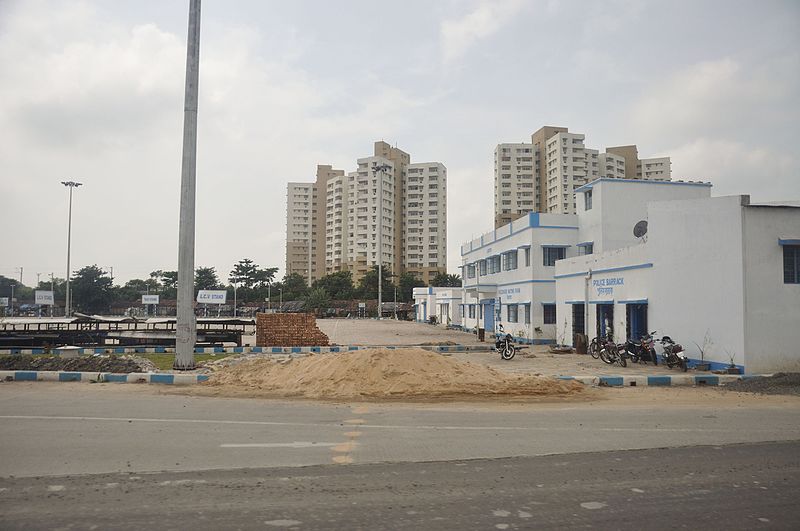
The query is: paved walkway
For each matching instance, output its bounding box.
[451,346,724,378]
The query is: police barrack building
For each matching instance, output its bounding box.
[416,178,799,374]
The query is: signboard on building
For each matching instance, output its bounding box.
[142,294,160,305]
[0,297,8,307]
[35,290,55,305]
[197,290,227,304]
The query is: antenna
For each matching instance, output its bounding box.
[633,220,648,241]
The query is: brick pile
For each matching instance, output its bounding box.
[256,313,330,347]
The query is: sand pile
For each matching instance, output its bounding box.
[202,347,585,400]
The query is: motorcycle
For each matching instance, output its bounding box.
[656,334,688,371]
[618,332,658,365]
[495,325,524,360]
[598,335,626,367]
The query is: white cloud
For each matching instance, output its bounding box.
[440,0,526,65]
[669,138,796,201]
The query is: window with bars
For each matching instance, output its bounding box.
[543,304,556,324]
[785,245,800,284]
[543,247,566,266]
[507,304,518,323]
[524,304,531,324]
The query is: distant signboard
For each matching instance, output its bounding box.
[142,294,160,305]
[197,290,227,304]
[0,297,8,307]
[358,302,366,309]
[35,290,55,305]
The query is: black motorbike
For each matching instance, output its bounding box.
[495,325,523,360]
[618,332,658,365]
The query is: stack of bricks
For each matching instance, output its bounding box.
[256,313,330,347]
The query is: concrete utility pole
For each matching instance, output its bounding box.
[61,181,82,317]
[373,163,391,319]
[174,0,201,370]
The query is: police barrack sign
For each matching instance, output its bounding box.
[593,277,623,297]
[197,290,227,304]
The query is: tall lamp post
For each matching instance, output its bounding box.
[372,163,391,319]
[61,181,82,317]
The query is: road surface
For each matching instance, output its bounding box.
[1,383,799,529]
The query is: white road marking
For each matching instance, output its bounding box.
[47,485,65,492]
[0,415,749,433]
[264,520,302,527]
[631,488,645,493]
[492,510,511,517]
[580,501,607,510]
[221,442,339,449]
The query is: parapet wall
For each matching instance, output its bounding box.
[256,313,330,347]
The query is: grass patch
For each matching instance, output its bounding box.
[141,353,235,371]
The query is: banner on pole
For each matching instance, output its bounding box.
[35,291,55,305]
[142,294,160,305]
[197,290,227,304]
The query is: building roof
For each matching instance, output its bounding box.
[574,177,712,194]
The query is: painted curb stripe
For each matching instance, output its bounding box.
[647,376,672,386]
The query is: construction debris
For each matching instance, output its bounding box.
[256,313,329,347]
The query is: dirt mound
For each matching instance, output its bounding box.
[0,354,152,373]
[719,373,800,396]
[203,347,585,400]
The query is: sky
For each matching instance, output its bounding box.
[1,0,798,286]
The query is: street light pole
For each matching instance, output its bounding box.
[233,282,238,317]
[267,282,271,311]
[372,163,391,319]
[174,0,201,370]
[61,181,82,318]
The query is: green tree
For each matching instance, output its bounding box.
[279,272,308,301]
[303,287,330,317]
[357,266,394,301]
[195,267,221,291]
[158,270,178,299]
[312,271,355,300]
[431,273,462,287]
[115,279,149,303]
[229,258,260,289]
[398,272,425,302]
[70,265,113,314]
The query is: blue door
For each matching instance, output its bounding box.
[483,300,495,333]
[626,304,647,340]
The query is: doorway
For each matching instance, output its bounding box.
[596,304,614,339]
[626,304,648,340]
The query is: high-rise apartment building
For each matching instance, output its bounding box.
[494,126,671,227]
[286,142,447,286]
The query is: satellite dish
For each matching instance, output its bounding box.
[633,220,648,239]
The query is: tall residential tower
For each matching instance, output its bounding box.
[494,126,671,227]
[286,141,447,286]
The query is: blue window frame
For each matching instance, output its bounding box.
[543,247,566,266]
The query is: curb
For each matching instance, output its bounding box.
[0,370,208,385]
[0,344,495,356]
[1,369,769,387]
[556,374,768,387]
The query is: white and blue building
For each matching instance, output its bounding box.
[417,176,800,373]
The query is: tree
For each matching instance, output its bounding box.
[280,272,309,301]
[70,265,113,314]
[431,273,462,287]
[195,267,221,291]
[115,279,149,303]
[303,287,330,317]
[357,266,394,301]
[398,272,425,302]
[229,258,260,289]
[160,271,178,290]
[313,271,355,300]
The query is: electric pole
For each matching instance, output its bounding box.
[174,0,201,370]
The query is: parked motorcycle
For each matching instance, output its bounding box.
[618,333,658,365]
[598,335,626,367]
[656,334,688,371]
[495,325,524,360]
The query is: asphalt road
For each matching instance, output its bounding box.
[0,442,798,530]
[1,383,799,529]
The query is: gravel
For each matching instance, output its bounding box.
[718,372,800,396]
[0,355,153,373]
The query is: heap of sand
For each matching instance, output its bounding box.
[201,347,585,400]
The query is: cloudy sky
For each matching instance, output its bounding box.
[2,0,798,286]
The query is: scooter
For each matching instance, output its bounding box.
[656,335,688,371]
[495,325,524,360]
